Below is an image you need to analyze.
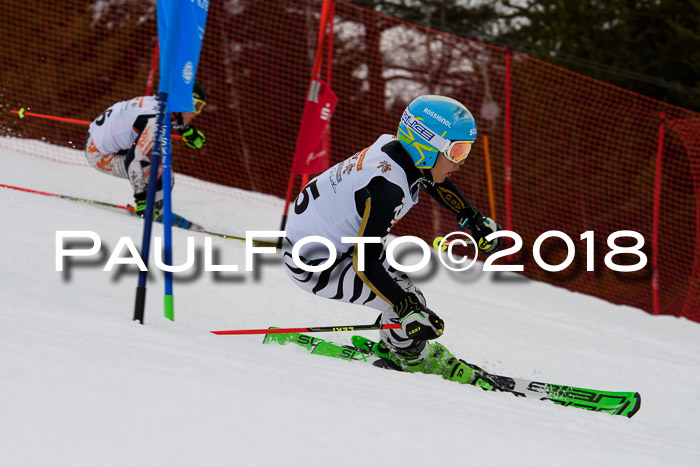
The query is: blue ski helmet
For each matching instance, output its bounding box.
[397,95,477,169]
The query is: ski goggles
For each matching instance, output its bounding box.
[442,140,473,163]
[193,97,206,114]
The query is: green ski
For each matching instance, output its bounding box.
[263,331,641,418]
[262,331,369,362]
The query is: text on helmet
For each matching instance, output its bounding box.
[423,108,451,128]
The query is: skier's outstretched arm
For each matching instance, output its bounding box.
[423,179,502,254]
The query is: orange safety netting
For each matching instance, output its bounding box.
[1,0,698,322]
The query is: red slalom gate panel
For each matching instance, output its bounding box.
[1,0,698,321]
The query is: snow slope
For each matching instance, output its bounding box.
[1,139,699,467]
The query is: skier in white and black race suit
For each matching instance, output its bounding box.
[84,82,208,217]
[283,95,505,388]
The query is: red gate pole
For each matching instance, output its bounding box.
[502,45,514,263]
[277,0,336,247]
[504,46,513,235]
[651,110,666,315]
[323,0,336,171]
[145,43,159,96]
[300,0,334,185]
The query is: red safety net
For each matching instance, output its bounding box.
[1,0,698,321]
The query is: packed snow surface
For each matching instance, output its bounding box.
[1,139,699,466]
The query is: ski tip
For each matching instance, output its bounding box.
[626,392,642,418]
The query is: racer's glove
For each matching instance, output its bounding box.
[457,205,501,254]
[180,125,206,150]
[133,191,163,219]
[394,295,444,341]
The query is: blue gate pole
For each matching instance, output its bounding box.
[162,114,175,320]
[133,91,169,324]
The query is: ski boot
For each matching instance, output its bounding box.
[389,340,457,376]
[352,335,403,371]
[354,336,457,376]
[351,335,508,390]
[443,358,512,391]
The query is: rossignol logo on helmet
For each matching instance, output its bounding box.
[423,108,451,128]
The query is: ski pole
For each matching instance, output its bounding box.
[11,109,183,140]
[0,183,134,211]
[211,323,401,335]
[0,183,277,247]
